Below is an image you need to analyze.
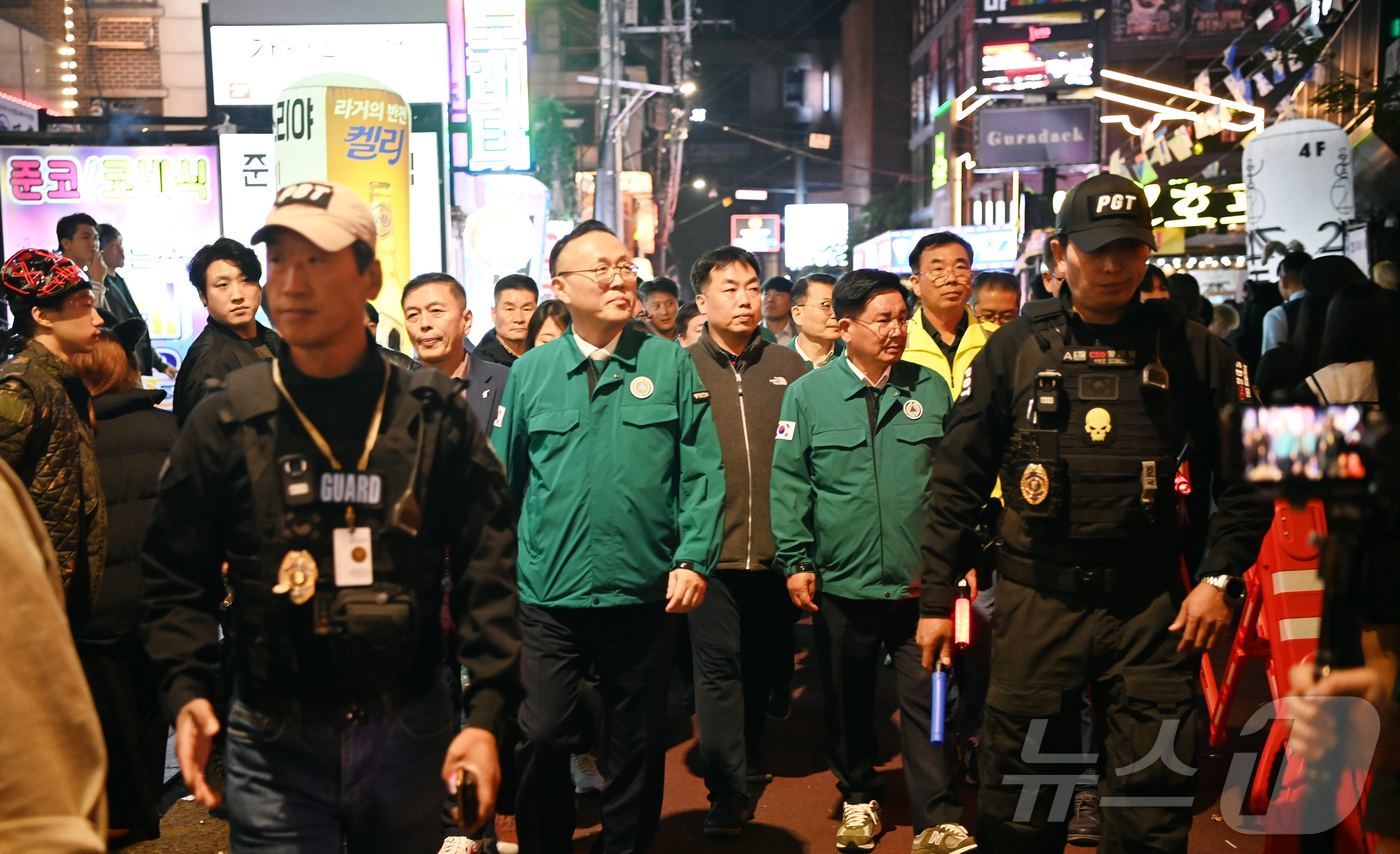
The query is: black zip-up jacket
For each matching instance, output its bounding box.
[173,319,281,427]
[81,388,176,642]
[687,328,807,572]
[141,344,521,731]
[920,293,1273,616]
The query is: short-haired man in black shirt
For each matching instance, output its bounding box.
[474,274,539,367]
[173,238,281,426]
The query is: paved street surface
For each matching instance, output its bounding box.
[137,619,1273,853]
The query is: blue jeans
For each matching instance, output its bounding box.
[224,686,454,853]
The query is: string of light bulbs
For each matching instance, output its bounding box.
[58,3,78,112]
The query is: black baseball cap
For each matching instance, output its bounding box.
[1056,174,1156,252]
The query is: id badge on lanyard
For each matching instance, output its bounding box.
[270,359,391,600]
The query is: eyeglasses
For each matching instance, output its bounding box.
[974,308,1018,324]
[849,316,908,338]
[793,299,833,315]
[556,263,640,286]
[916,267,971,280]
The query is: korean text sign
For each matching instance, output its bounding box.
[274,76,412,341]
[0,145,222,365]
[464,0,532,172]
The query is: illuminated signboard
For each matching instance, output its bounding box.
[1054,178,1248,230]
[1,145,222,366]
[208,24,450,106]
[931,132,948,190]
[465,0,532,173]
[784,204,849,270]
[731,214,782,254]
[217,132,445,279]
[977,22,1098,94]
[976,103,1097,167]
[1157,179,1246,229]
[979,0,1094,17]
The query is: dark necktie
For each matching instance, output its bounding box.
[864,386,880,436]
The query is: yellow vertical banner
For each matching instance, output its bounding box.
[275,74,412,345]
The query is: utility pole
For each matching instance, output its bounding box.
[655,0,694,277]
[595,0,624,230]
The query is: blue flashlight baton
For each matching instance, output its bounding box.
[929,661,947,744]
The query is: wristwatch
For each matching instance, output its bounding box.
[674,560,695,572]
[1201,574,1247,606]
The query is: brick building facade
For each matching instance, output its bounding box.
[0,0,205,117]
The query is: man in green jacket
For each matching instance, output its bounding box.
[771,269,975,854]
[496,219,724,853]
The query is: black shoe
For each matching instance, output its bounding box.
[766,689,791,721]
[746,766,774,783]
[703,800,746,837]
[1066,789,1102,846]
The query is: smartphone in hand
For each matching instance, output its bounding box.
[456,768,479,828]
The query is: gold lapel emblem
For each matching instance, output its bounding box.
[273,550,319,605]
[1020,462,1050,506]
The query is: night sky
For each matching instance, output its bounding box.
[695,0,847,38]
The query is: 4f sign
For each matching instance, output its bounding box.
[1244,119,1354,274]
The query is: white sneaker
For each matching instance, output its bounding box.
[570,752,604,795]
[912,822,978,853]
[437,839,517,854]
[836,800,883,851]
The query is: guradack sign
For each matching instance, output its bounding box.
[976,103,1098,168]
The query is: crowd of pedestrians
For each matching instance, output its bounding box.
[1,176,1397,854]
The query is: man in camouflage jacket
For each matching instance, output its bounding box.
[1,249,107,623]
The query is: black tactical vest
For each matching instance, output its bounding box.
[1000,300,1190,561]
[217,362,465,709]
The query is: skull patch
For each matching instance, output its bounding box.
[1085,407,1113,443]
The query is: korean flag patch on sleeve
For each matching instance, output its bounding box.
[775,420,797,441]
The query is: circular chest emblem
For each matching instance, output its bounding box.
[1020,462,1050,506]
[903,399,924,420]
[630,376,655,399]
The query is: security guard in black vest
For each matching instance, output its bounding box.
[141,181,520,851]
[916,174,1272,852]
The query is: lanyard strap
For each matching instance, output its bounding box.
[270,358,391,472]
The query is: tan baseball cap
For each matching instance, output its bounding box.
[251,180,377,253]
